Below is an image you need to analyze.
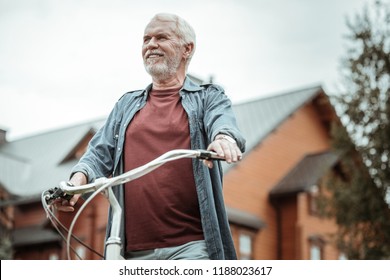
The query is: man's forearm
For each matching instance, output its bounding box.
[69,172,88,186]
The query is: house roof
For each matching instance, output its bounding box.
[270,151,339,197]
[221,84,327,172]
[0,84,330,198]
[232,84,324,154]
[0,119,105,197]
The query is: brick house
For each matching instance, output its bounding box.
[0,85,344,260]
[223,85,342,260]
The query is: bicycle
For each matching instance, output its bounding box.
[42,149,224,260]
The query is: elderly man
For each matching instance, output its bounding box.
[57,13,245,260]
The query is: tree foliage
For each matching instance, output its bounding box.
[338,0,390,189]
[0,235,13,260]
[323,121,390,259]
[323,0,390,259]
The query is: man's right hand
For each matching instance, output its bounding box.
[54,172,87,212]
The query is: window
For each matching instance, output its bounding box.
[338,252,348,260]
[308,185,319,215]
[310,244,322,260]
[308,235,324,260]
[75,246,86,259]
[49,253,59,260]
[238,232,253,260]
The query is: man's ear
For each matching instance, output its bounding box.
[185,42,194,56]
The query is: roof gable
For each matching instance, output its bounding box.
[60,129,96,164]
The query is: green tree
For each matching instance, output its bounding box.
[324,121,390,259]
[339,0,390,189]
[0,235,13,260]
[324,0,390,259]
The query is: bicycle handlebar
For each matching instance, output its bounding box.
[43,149,224,204]
[41,149,225,260]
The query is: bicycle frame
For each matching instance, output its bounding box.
[42,149,224,260]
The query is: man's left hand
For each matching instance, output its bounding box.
[203,134,242,168]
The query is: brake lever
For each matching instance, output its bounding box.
[44,186,73,204]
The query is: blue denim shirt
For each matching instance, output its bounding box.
[71,76,246,260]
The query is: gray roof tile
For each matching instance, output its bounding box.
[233,85,322,153]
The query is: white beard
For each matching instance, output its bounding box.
[144,51,182,80]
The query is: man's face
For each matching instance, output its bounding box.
[142,19,185,79]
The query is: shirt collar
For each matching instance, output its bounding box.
[181,76,203,92]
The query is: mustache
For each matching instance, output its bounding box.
[145,50,165,59]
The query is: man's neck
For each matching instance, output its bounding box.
[152,73,186,90]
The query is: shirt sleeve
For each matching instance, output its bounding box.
[202,84,246,152]
[70,101,122,183]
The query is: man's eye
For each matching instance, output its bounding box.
[158,36,167,41]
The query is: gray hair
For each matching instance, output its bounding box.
[149,13,196,62]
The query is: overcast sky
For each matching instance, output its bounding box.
[0,0,374,140]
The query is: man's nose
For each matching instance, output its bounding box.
[146,37,158,49]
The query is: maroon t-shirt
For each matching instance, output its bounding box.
[123,87,204,251]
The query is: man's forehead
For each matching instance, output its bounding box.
[144,20,176,36]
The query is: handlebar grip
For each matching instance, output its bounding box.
[197,150,225,161]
